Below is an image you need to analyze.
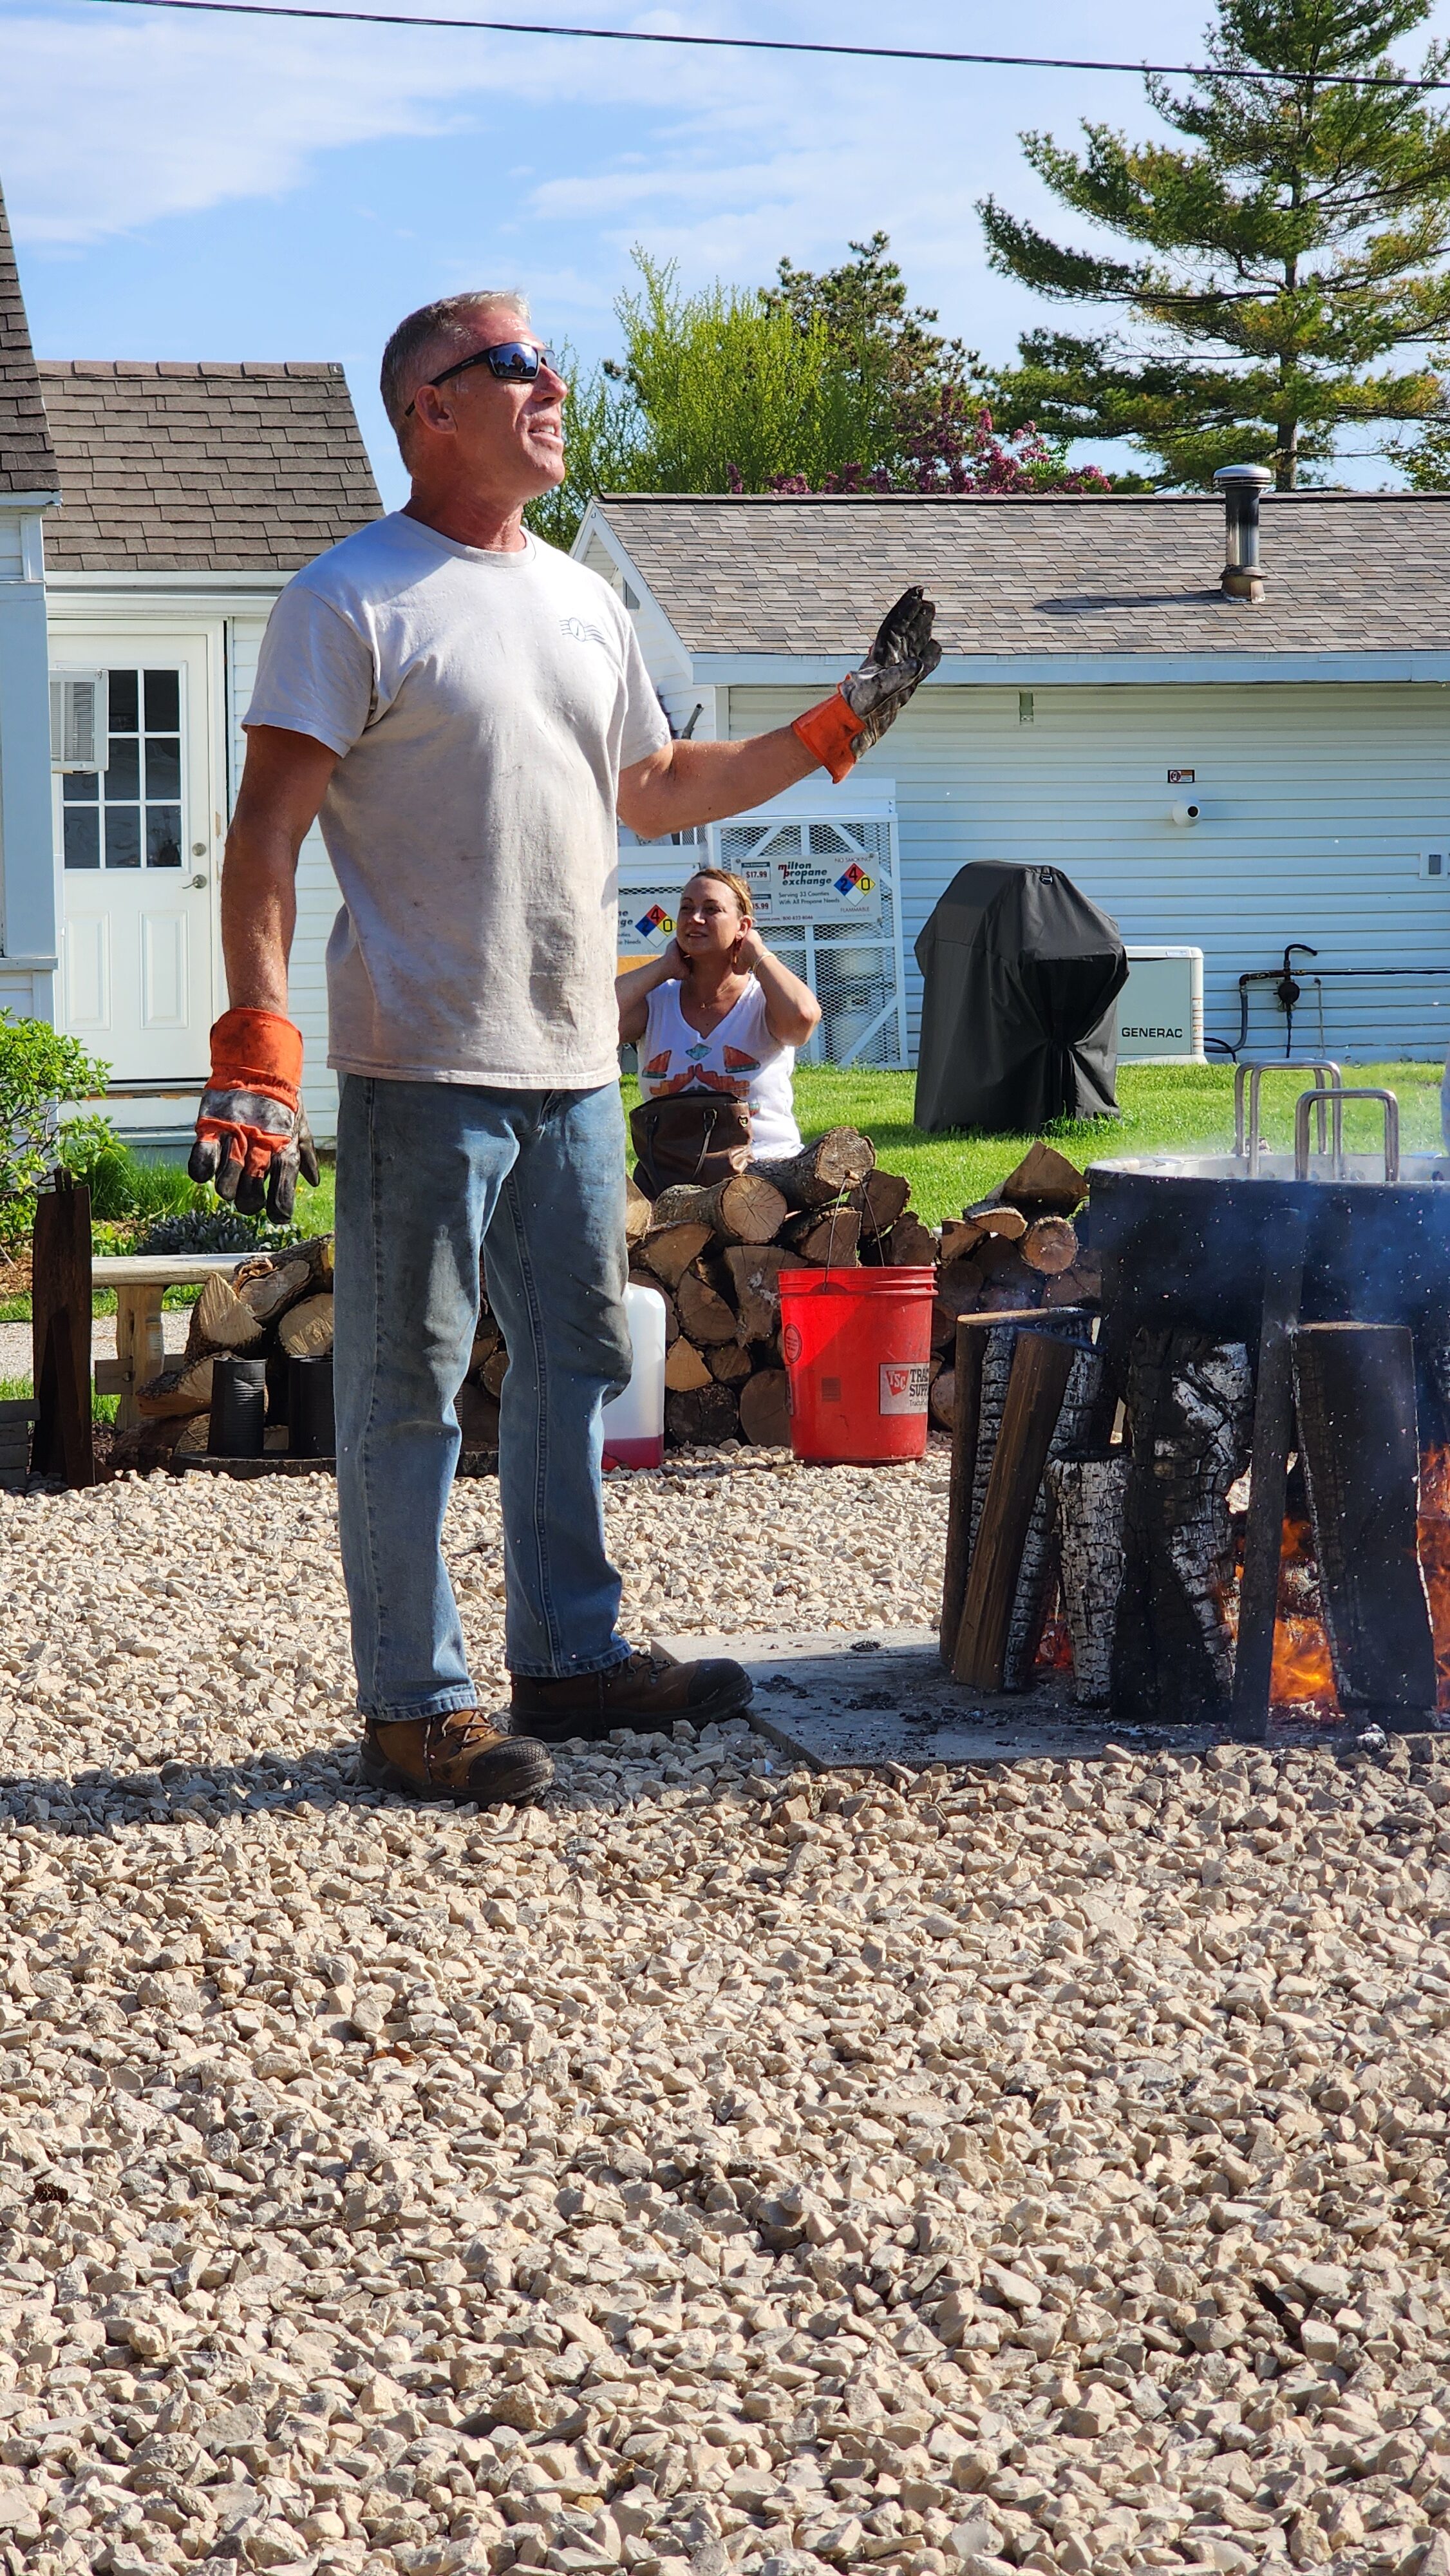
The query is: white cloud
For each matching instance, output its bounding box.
[0,0,750,244]
[0,0,1180,252]
[9,0,1450,471]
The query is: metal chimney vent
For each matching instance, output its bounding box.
[1213,463,1273,604]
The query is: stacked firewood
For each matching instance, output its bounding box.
[926,1142,1098,1434]
[120,1143,1106,1469]
[459,1131,1107,1456]
[131,1237,334,1458]
[458,1128,895,1454]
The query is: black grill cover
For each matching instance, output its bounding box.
[913,862,1127,1133]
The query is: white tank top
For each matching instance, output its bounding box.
[639,976,802,1162]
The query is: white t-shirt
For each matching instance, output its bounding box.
[639,977,802,1162]
[245,512,670,1090]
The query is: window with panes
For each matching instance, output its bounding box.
[61,668,183,871]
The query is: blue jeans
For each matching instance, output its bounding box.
[334,1074,634,1723]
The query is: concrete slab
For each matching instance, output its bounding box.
[654,1626,1429,1772]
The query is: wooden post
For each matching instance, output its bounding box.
[939,1316,986,1669]
[31,1176,94,1489]
[113,1283,166,1432]
[1294,1322,1436,1720]
[952,1329,1075,1691]
[1230,1218,1306,1733]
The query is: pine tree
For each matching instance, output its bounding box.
[981,0,1450,487]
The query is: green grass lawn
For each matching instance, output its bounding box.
[0,1374,118,1424]
[633,1061,1445,1226]
[2,1062,1438,1354]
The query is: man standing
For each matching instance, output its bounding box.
[191,290,939,1806]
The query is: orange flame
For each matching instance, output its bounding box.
[1034,1605,1075,1676]
[1417,1444,1450,1712]
[1269,1517,1337,1712]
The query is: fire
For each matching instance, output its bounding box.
[1417,1444,1450,1712]
[1269,1517,1337,1713]
[1034,1604,1075,1676]
[1261,1449,1450,1716]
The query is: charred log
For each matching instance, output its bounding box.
[1046,1454,1131,1706]
[1112,1332,1253,1725]
[1294,1322,1436,1719]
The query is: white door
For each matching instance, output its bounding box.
[57,636,216,1083]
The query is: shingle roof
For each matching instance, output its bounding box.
[0,181,58,497]
[37,361,381,571]
[592,491,1450,658]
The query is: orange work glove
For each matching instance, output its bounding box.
[189,1007,319,1224]
[791,585,943,782]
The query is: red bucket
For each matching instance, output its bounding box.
[778,1265,936,1464]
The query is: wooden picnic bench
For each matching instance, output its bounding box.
[92,1253,246,1430]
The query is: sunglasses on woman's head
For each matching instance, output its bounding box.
[404,341,560,416]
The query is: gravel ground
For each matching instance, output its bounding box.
[0,1454,1447,2576]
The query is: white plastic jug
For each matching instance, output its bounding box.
[602,1280,667,1470]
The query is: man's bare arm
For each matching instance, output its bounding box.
[221,724,340,1012]
[616,729,819,841]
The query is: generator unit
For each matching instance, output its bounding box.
[1116,946,1205,1063]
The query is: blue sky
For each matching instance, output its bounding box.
[5,0,1450,503]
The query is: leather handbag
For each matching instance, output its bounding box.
[630,1093,753,1196]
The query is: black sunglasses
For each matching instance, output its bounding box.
[404,339,560,417]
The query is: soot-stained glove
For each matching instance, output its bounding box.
[189,1007,321,1224]
[791,585,943,782]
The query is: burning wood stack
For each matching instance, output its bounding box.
[943,1302,1450,1733]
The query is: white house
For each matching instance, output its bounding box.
[574,490,1450,1068]
[8,154,1450,1115]
[0,180,379,1147]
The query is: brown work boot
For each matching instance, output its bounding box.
[360,1708,553,1806]
[510,1647,752,1744]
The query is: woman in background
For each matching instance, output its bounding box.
[617,867,820,1168]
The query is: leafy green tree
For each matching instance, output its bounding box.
[524,341,650,552]
[530,242,1111,547]
[0,1015,109,1252]
[764,231,980,458]
[981,0,1450,487]
[612,250,887,492]
[529,251,882,545]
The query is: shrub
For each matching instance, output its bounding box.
[58,1115,213,1227]
[56,1113,143,1219]
[137,1209,299,1255]
[0,1016,110,1252]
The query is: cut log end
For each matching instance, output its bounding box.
[780,1206,862,1269]
[277,1291,335,1361]
[640,1223,715,1291]
[664,1338,713,1393]
[739,1369,791,1448]
[754,1126,876,1209]
[650,1173,788,1244]
[1021,1216,1080,1277]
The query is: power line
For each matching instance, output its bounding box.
[68,0,1450,93]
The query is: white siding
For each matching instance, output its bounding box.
[227,612,341,1144]
[0,512,58,987]
[727,680,1450,1065]
[576,523,702,732]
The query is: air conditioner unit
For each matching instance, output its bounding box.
[50,672,107,773]
[1116,946,1205,1062]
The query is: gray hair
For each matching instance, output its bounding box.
[379,290,531,449]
